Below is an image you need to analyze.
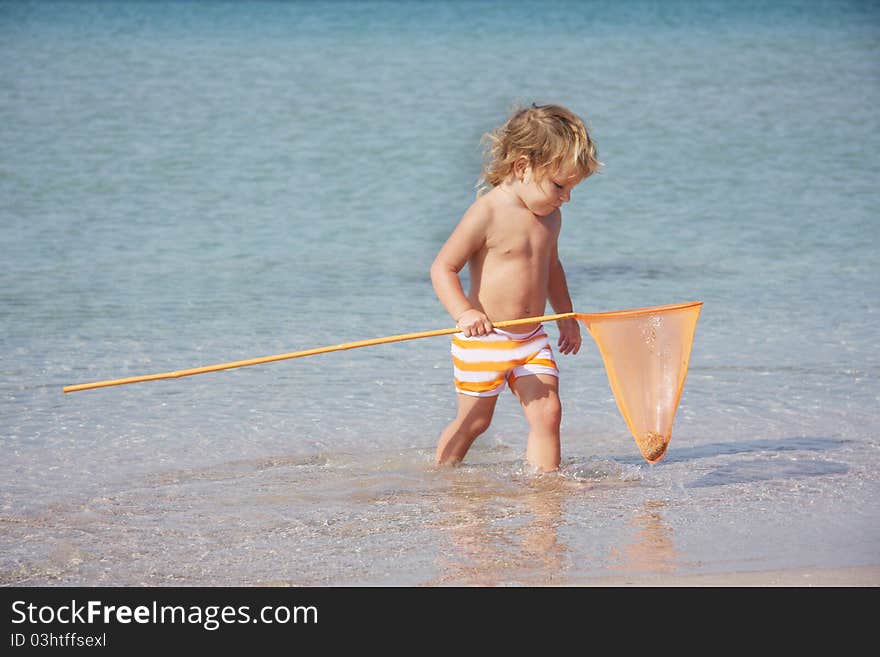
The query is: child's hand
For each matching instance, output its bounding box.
[556,317,582,355]
[456,309,494,337]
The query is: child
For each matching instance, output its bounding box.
[430,103,602,471]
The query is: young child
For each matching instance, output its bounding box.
[430,103,602,472]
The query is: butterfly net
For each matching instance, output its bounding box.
[578,301,702,463]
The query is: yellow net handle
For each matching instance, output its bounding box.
[62,312,579,393]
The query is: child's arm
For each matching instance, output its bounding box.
[548,242,582,355]
[430,204,494,337]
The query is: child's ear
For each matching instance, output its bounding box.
[513,156,530,182]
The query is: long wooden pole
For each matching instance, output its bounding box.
[63,312,577,393]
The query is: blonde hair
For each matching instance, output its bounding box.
[478,103,602,193]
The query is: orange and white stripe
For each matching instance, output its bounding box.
[451,325,558,397]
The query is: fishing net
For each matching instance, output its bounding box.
[63,293,702,468]
[578,301,702,463]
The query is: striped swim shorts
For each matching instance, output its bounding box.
[451,324,559,397]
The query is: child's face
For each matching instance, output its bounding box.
[520,162,586,217]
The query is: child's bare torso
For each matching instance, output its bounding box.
[466,188,561,330]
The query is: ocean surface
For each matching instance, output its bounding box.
[2,0,878,586]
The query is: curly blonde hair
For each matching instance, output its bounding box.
[478,103,602,193]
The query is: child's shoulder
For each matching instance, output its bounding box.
[460,188,501,224]
[471,186,517,215]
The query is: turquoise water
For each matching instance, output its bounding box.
[2,0,878,585]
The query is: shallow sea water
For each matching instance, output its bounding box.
[1,1,878,585]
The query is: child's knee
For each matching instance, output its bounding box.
[528,395,562,430]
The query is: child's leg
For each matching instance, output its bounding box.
[435,393,498,466]
[510,374,562,472]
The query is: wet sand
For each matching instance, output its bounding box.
[576,564,880,587]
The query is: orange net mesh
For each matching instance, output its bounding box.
[578,301,702,464]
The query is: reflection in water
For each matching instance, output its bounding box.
[426,470,576,586]
[518,486,566,580]
[609,500,677,574]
